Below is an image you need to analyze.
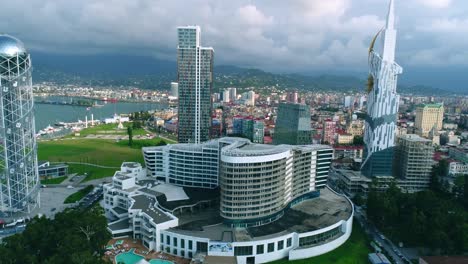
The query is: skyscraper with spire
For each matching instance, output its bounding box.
[361,0,403,177]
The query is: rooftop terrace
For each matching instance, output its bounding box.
[167,188,352,242]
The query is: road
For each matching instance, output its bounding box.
[354,206,411,264]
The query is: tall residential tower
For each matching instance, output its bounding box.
[0,35,40,214]
[177,26,214,144]
[362,0,403,177]
[274,103,312,145]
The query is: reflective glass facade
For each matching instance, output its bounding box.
[177,26,213,144]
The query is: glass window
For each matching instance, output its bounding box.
[287,238,292,247]
[278,240,284,250]
[234,246,253,256]
[267,242,274,253]
[256,244,264,254]
[173,237,178,247]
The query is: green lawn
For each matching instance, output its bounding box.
[40,176,67,184]
[38,138,166,181]
[71,122,147,137]
[270,222,371,264]
[38,139,146,166]
[64,185,94,204]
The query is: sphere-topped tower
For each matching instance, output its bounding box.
[0,34,39,214]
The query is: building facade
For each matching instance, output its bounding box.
[170,82,179,98]
[394,134,434,192]
[106,138,349,264]
[220,144,332,227]
[177,26,214,144]
[415,103,444,137]
[0,35,40,214]
[143,139,222,189]
[362,0,402,178]
[322,120,337,145]
[274,103,312,145]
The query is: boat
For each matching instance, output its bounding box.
[54,122,66,127]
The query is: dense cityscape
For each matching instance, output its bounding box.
[0,1,467,264]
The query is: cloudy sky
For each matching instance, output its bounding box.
[1,0,465,73]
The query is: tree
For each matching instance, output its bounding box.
[353,136,364,145]
[127,126,133,146]
[0,208,111,264]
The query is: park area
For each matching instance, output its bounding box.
[38,138,166,181]
[270,222,371,264]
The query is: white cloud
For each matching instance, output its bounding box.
[0,0,466,71]
[414,0,452,9]
[237,5,273,26]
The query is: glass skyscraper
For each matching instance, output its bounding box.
[0,35,39,214]
[361,0,403,177]
[274,103,312,145]
[177,26,214,144]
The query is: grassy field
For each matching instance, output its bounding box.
[270,222,371,264]
[64,185,94,204]
[71,123,147,137]
[38,138,166,181]
[40,176,67,184]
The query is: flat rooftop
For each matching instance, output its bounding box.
[157,187,219,211]
[167,188,352,242]
[130,195,173,224]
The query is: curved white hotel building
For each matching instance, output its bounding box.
[104,138,353,264]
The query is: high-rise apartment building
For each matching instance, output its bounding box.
[362,0,402,177]
[0,35,40,214]
[415,103,444,137]
[274,103,312,145]
[322,119,337,145]
[287,91,299,104]
[177,26,214,144]
[170,82,179,98]
[394,134,434,192]
[231,117,264,143]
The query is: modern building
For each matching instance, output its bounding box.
[242,91,255,106]
[344,96,354,108]
[177,26,214,144]
[242,119,264,144]
[286,91,298,104]
[143,137,332,190]
[334,146,364,160]
[448,161,468,176]
[331,168,371,198]
[106,139,351,264]
[0,35,40,214]
[415,103,444,137]
[322,119,337,145]
[362,0,402,178]
[170,82,179,98]
[274,103,312,145]
[394,134,434,192]
[231,117,264,143]
[448,146,468,163]
[38,161,68,179]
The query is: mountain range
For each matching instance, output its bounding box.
[31,51,464,96]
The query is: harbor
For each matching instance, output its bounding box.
[34,95,168,138]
